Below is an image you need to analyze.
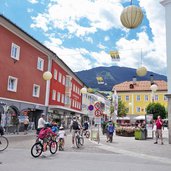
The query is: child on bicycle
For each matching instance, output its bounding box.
[57,126,66,150]
[38,126,57,152]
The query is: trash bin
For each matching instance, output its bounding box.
[135,130,146,140]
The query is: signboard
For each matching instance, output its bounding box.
[94,117,101,125]
[145,114,153,139]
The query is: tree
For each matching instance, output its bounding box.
[146,102,167,120]
[117,100,128,117]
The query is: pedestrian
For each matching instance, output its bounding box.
[154,115,164,145]
[70,116,81,147]
[37,113,46,134]
[23,116,29,135]
[14,116,19,134]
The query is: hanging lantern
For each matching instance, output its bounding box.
[120,5,143,29]
[150,84,158,92]
[87,88,95,93]
[43,71,52,81]
[80,87,87,94]
[136,66,147,77]
[96,76,104,84]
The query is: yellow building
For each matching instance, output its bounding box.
[113,79,167,116]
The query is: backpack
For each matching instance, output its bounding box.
[107,124,114,133]
[38,128,47,139]
[72,121,79,130]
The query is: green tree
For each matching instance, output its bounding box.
[146,102,167,119]
[117,100,128,117]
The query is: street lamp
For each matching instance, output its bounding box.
[150,84,158,102]
[43,71,52,120]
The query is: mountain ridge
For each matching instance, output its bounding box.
[75,66,167,91]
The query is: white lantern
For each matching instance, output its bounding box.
[80,87,87,94]
[150,84,158,92]
[43,71,52,81]
[136,66,147,77]
[120,5,143,29]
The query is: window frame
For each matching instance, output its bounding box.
[33,84,40,98]
[11,43,20,60]
[7,76,18,92]
[37,57,44,71]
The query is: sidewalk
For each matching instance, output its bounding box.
[90,127,171,165]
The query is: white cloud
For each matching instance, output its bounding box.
[31,0,124,37]
[29,0,167,75]
[27,0,38,4]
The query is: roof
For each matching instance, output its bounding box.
[113,80,167,92]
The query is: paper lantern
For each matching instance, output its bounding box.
[150,84,158,92]
[136,66,147,77]
[80,87,87,94]
[120,5,143,29]
[43,71,52,81]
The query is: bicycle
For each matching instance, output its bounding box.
[0,135,9,151]
[75,130,84,148]
[31,133,58,158]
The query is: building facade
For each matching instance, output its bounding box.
[0,15,84,131]
[113,78,167,117]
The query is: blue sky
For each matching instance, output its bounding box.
[0,0,167,76]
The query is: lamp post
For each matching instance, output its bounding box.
[160,0,171,144]
[43,71,52,121]
[150,84,158,103]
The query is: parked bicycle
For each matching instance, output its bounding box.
[31,128,58,158]
[75,130,84,148]
[0,126,9,151]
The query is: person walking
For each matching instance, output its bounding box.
[23,116,29,135]
[154,115,164,145]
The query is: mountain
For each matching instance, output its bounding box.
[75,66,167,91]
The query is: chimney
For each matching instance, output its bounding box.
[133,76,136,85]
[150,74,154,85]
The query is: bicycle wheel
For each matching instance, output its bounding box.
[86,131,90,138]
[0,136,9,151]
[49,140,58,154]
[75,136,81,148]
[31,142,43,158]
[80,136,84,146]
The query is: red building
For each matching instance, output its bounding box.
[0,15,84,131]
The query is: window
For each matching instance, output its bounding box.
[136,95,140,101]
[118,96,121,100]
[154,95,158,101]
[61,94,64,103]
[37,57,44,71]
[54,69,57,80]
[57,92,61,102]
[8,76,18,92]
[65,96,70,105]
[144,95,148,101]
[52,90,56,100]
[125,95,129,101]
[33,84,40,97]
[11,43,20,60]
[164,95,168,101]
[136,107,141,112]
[58,72,62,83]
[62,76,65,85]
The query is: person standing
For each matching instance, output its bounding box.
[23,116,29,135]
[154,115,164,145]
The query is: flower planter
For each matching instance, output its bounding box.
[116,131,134,137]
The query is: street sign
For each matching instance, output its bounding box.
[94,102,101,110]
[94,109,102,117]
[88,105,94,111]
[94,117,101,125]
